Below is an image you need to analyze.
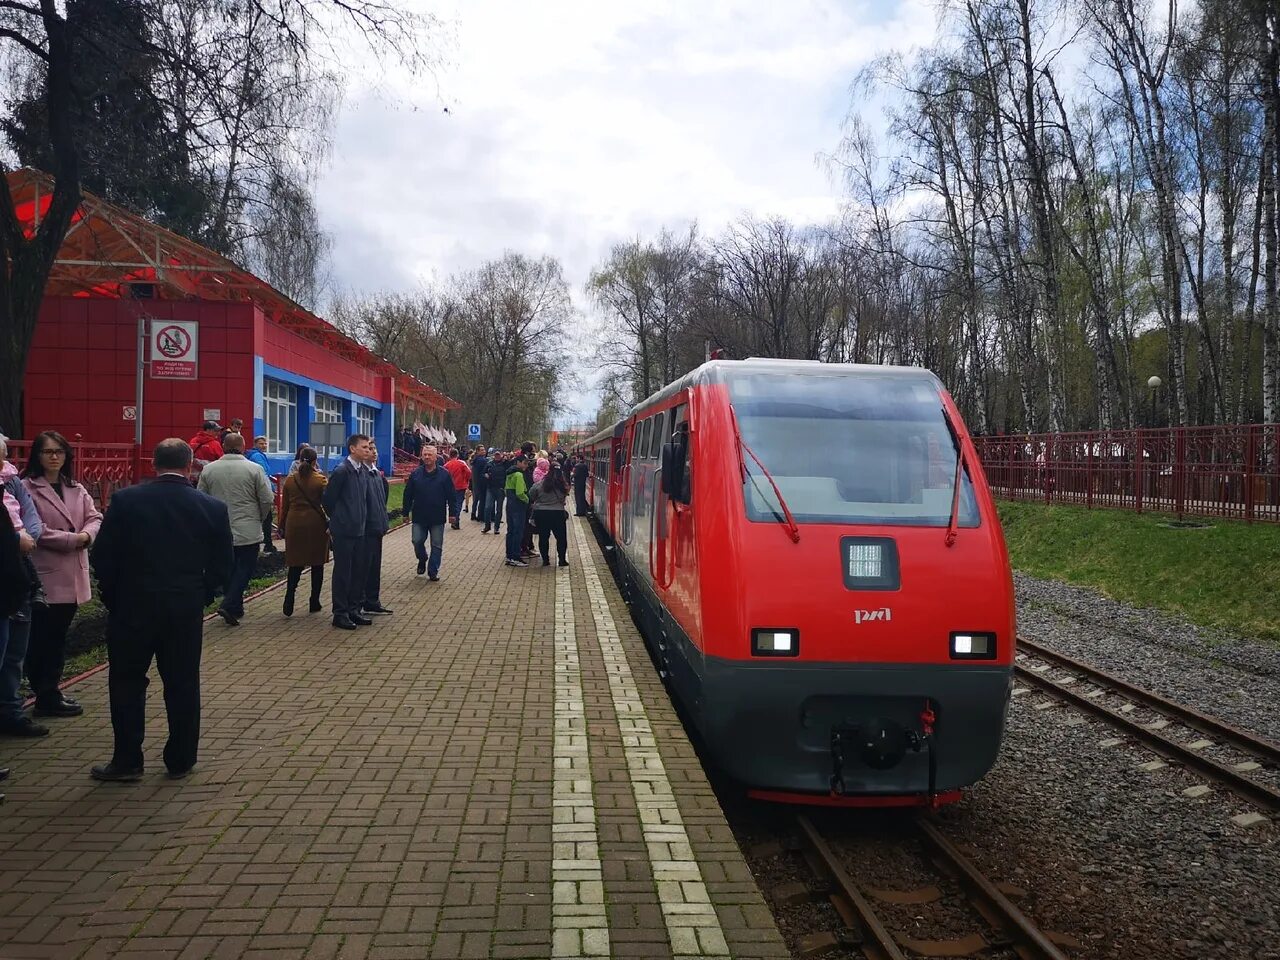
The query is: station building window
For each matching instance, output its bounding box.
[264,379,297,455]
[315,392,344,460]
[356,403,376,439]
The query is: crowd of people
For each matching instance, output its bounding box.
[0,423,593,797]
[401,440,590,576]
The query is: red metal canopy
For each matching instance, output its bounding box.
[7,167,458,413]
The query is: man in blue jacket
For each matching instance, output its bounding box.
[245,436,278,554]
[401,444,453,581]
[469,447,488,522]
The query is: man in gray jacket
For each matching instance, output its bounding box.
[197,433,274,626]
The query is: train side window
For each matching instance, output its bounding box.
[649,410,666,460]
[631,423,644,461]
[639,418,652,459]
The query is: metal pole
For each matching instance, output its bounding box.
[135,313,147,482]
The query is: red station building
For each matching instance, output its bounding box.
[8,168,455,477]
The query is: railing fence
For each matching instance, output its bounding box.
[973,425,1280,523]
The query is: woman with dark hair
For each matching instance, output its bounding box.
[21,431,102,717]
[278,446,329,616]
[288,443,313,476]
[528,463,570,567]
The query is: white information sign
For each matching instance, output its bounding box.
[150,320,199,380]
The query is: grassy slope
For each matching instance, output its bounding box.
[997,500,1280,644]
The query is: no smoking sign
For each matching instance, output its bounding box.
[149,319,199,380]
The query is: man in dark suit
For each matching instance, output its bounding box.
[573,454,590,516]
[88,439,233,781]
[323,434,372,631]
[360,441,392,617]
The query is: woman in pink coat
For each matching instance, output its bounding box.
[22,432,102,717]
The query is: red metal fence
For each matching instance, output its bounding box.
[4,438,137,507]
[973,425,1280,523]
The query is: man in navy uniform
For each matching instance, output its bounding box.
[88,439,233,781]
[324,434,373,630]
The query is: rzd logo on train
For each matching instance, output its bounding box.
[854,607,892,624]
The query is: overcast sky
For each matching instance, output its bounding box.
[314,0,938,421]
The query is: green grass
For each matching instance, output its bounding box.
[997,499,1280,644]
[386,481,405,515]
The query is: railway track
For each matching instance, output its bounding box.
[1015,636,1280,814]
[793,813,1071,960]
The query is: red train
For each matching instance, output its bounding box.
[577,359,1016,805]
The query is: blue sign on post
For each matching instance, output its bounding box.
[467,423,482,441]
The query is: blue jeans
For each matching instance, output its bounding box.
[505,500,527,561]
[412,522,445,577]
[449,488,465,520]
[0,612,30,722]
[223,544,259,617]
[486,490,504,528]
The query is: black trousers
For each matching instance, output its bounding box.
[471,487,483,520]
[534,510,568,563]
[262,511,277,550]
[574,484,588,516]
[26,602,78,705]
[363,534,384,606]
[107,592,203,772]
[330,535,371,618]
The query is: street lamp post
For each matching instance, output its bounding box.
[1147,375,1162,427]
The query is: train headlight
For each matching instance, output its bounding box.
[950,632,997,660]
[752,628,799,657]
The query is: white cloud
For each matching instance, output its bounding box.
[314,0,938,418]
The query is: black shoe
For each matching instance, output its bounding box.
[309,598,322,613]
[542,558,551,566]
[31,585,48,609]
[166,767,194,780]
[0,767,9,781]
[417,560,427,577]
[428,575,440,582]
[216,607,240,626]
[283,592,295,617]
[90,763,143,783]
[349,613,374,626]
[481,527,490,534]
[332,615,357,631]
[559,560,570,567]
[494,526,501,534]
[0,717,49,738]
[362,604,393,615]
[34,699,83,718]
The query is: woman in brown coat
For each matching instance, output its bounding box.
[279,447,329,616]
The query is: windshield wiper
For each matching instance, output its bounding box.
[940,406,966,548]
[731,408,800,544]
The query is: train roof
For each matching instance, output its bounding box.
[580,360,942,447]
[636,358,941,412]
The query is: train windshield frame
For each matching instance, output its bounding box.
[726,371,980,528]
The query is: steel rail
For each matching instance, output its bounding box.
[911,818,1070,960]
[1018,636,1280,766]
[795,814,1069,960]
[795,814,906,960]
[1014,663,1280,813]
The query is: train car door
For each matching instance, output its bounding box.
[621,421,641,546]
[650,406,680,589]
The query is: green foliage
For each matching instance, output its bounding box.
[998,500,1280,644]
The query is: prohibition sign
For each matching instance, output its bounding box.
[155,325,193,359]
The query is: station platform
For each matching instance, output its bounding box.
[0,516,789,960]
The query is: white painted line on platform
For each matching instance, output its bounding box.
[574,522,731,959]
[552,561,609,958]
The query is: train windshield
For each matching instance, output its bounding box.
[727,372,980,527]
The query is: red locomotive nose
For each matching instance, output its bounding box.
[581,358,1016,804]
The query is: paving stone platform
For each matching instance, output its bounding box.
[0,516,790,960]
